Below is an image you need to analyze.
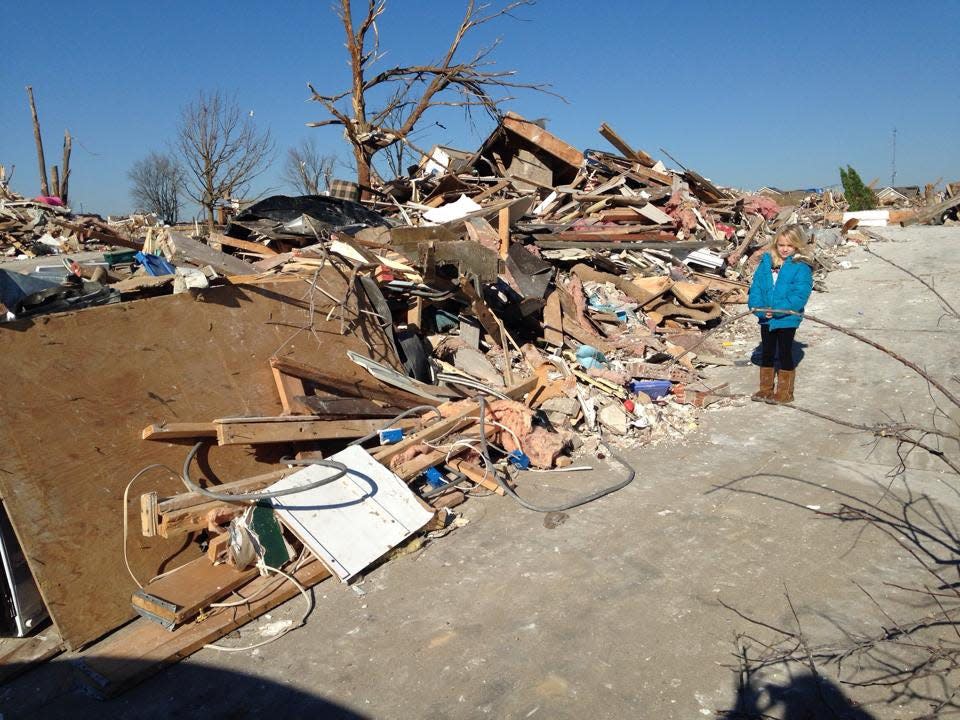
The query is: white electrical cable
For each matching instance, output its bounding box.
[202,560,314,653]
[123,463,189,589]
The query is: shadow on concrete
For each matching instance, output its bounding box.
[720,670,877,719]
[749,340,807,369]
[0,658,371,720]
[708,471,960,717]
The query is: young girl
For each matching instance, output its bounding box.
[747,224,814,403]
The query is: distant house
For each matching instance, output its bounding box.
[757,187,818,206]
[875,185,921,206]
[757,186,785,197]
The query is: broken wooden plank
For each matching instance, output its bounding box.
[141,422,218,441]
[458,277,503,349]
[75,558,331,699]
[598,122,655,167]
[899,193,960,226]
[131,556,258,629]
[372,376,538,466]
[269,356,440,409]
[502,112,583,169]
[543,290,564,347]
[271,366,310,415]
[0,629,64,685]
[298,395,405,418]
[165,231,256,276]
[208,232,278,256]
[534,240,709,251]
[215,417,418,446]
[634,203,674,225]
[446,458,505,495]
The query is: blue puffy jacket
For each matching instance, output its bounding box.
[747,252,813,329]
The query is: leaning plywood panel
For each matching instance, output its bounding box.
[0,274,400,649]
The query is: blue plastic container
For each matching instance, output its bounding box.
[629,379,672,400]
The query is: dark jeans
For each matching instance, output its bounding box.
[760,325,797,371]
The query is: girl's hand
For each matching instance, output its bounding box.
[764,311,773,318]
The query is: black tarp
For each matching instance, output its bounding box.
[234,195,389,229]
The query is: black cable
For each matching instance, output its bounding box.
[476,395,636,513]
[181,441,349,503]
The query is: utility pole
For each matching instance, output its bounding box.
[890,127,897,187]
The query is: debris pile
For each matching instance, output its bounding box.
[2,111,954,695]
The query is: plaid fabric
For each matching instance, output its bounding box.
[328,179,360,201]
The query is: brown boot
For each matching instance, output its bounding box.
[751,367,776,402]
[773,369,796,403]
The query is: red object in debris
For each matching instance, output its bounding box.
[715,222,736,239]
[623,399,635,413]
[376,266,395,283]
[671,384,686,402]
[34,195,64,206]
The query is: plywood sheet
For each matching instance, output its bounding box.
[0,272,399,649]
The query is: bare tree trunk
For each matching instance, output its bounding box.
[354,147,372,199]
[51,166,60,198]
[61,130,72,205]
[26,86,49,196]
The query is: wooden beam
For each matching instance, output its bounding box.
[543,290,564,347]
[598,122,655,167]
[141,422,217,441]
[372,376,538,467]
[447,458,505,495]
[502,112,583,169]
[471,178,509,202]
[215,417,418,446]
[209,232,278,256]
[269,356,440,409]
[271,366,310,415]
[498,206,510,260]
[0,630,64,685]
[131,556,258,628]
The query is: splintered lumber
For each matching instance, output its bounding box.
[75,557,331,699]
[458,277,503,349]
[165,230,256,276]
[208,232,278,256]
[446,458,505,495]
[270,356,439,408]
[0,630,64,684]
[214,416,418,445]
[535,240,708,251]
[502,112,583,169]
[131,556,258,629]
[543,291,564,346]
[598,122,655,168]
[299,395,405,418]
[391,421,498,481]
[271,365,310,415]
[899,193,960,226]
[372,376,538,467]
[142,469,292,538]
[552,230,678,242]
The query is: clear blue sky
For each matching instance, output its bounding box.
[2,0,958,217]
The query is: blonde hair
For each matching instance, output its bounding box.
[767,224,812,267]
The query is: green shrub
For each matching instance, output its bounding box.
[839,165,877,211]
